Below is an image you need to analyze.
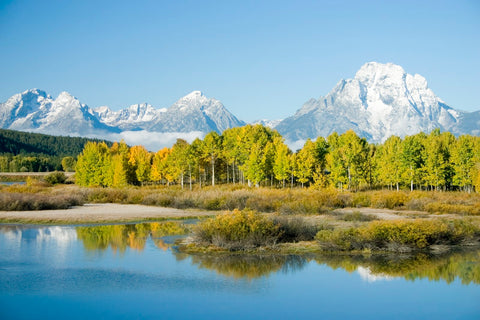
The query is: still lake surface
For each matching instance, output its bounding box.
[0,222,479,319]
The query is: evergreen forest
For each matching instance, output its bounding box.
[0,129,112,172]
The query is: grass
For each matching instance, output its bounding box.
[82,186,480,216]
[338,211,378,222]
[0,192,84,211]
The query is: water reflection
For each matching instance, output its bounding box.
[314,251,480,285]
[175,253,308,280]
[76,222,188,253]
[1,223,479,285]
[0,225,77,245]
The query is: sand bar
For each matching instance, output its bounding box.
[0,203,218,224]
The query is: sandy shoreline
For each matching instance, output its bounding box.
[0,203,218,224]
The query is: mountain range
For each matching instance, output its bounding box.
[1,62,479,150]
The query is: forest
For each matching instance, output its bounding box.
[75,124,480,192]
[0,129,112,172]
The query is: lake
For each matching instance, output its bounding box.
[0,222,479,319]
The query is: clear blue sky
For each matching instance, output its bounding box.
[1,0,479,122]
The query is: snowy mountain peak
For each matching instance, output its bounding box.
[354,62,406,83]
[21,88,49,98]
[54,91,82,109]
[182,90,204,100]
[150,91,245,133]
[275,62,479,143]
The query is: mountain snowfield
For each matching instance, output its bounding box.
[275,62,480,144]
[1,62,479,150]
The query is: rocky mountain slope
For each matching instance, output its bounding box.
[275,62,480,143]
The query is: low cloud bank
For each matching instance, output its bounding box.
[105,130,205,151]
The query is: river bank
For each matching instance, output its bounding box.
[0,203,217,224]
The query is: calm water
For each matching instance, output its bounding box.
[0,222,479,319]
[0,182,26,186]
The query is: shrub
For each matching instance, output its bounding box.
[44,172,67,185]
[351,193,371,207]
[370,191,408,209]
[315,228,363,251]
[316,219,480,251]
[363,220,449,249]
[193,209,281,250]
[272,216,319,242]
[424,202,480,216]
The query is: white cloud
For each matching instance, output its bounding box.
[357,266,394,283]
[106,130,205,151]
[285,139,306,152]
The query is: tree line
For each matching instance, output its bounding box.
[75,125,480,192]
[0,129,112,172]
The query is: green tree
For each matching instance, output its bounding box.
[273,137,291,188]
[202,132,222,186]
[377,136,403,190]
[75,141,111,187]
[452,135,475,192]
[295,139,317,187]
[422,129,453,190]
[400,133,426,191]
[61,156,76,172]
[169,139,191,189]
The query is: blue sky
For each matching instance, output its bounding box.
[1,0,479,122]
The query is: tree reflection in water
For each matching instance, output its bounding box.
[176,250,480,284]
[180,253,308,280]
[76,221,188,253]
[74,222,480,284]
[314,250,480,285]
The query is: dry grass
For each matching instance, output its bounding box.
[2,183,480,217]
[0,192,84,211]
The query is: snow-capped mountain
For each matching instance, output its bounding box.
[92,103,166,131]
[251,119,282,129]
[2,63,479,150]
[0,89,245,149]
[275,62,480,143]
[0,89,119,136]
[90,90,245,133]
[146,91,245,133]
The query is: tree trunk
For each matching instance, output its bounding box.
[189,164,192,191]
[198,164,202,189]
[226,163,229,184]
[347,166,351,190]
[211,155,215,187]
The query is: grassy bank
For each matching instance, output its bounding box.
[3,183,480,215]
[178,209,480,254]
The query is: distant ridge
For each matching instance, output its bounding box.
[0,128,112,157]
